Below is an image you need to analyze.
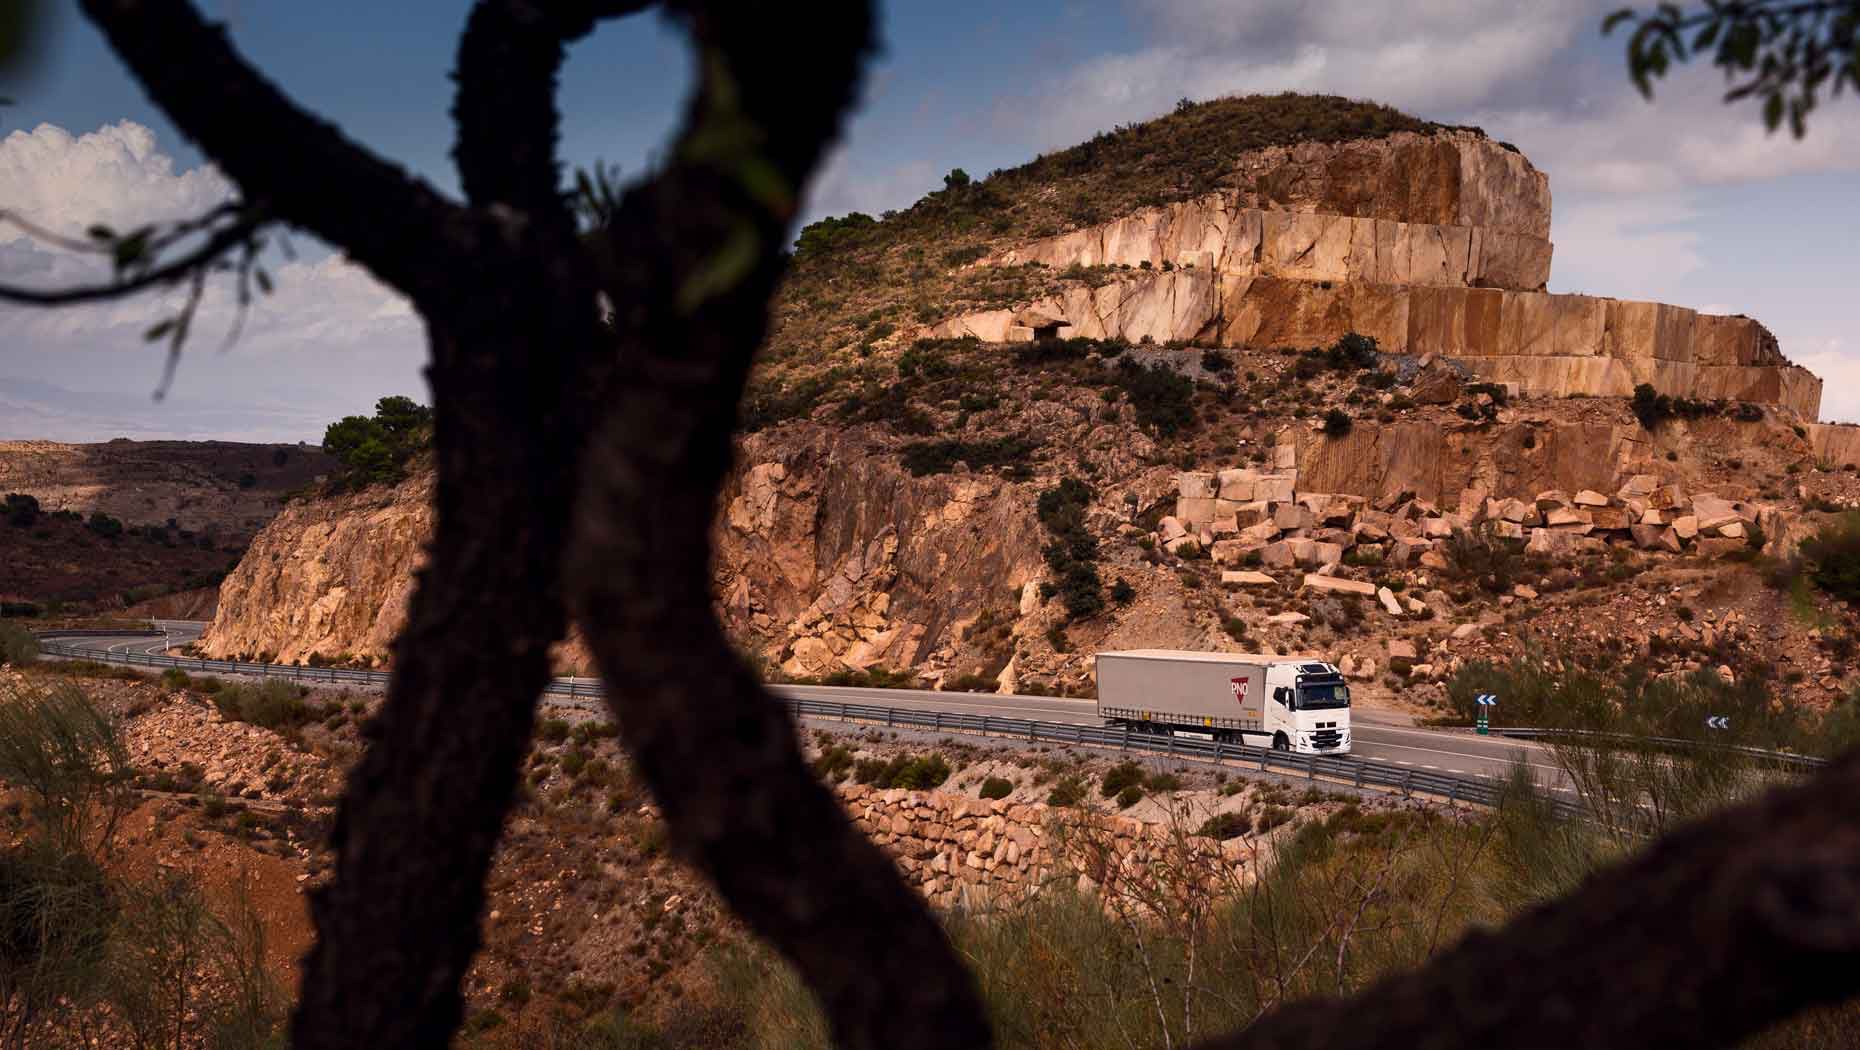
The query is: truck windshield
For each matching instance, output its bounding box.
[1296,683,1351,710]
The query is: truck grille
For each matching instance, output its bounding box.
[1310,730,1343,750]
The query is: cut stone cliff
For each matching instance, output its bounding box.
[933,130,1820,419]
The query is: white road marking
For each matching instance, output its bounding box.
[1395,760,1412,766]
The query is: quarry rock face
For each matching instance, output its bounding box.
[947,130,1821,419]
[201,474,435,666]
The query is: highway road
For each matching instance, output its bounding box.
[63,621,1569,788]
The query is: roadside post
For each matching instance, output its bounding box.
[1475,693,1497,735]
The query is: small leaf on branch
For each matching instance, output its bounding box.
[143,319,176,342]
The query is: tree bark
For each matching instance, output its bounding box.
[563,5,992,1049]
[291,255,609,1046]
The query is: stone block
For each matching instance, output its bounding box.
[1573,489,1610,507]
[1545,506,1591,528]
[1590,506,1632,531]
[1218,475,1256,501]
[1617,474,1660,502]
[1175,470,1220,498]
[1242,520,1282,543]
[1255,474,1297,502]
[1421,517,1454,539]
[1272,442,1297,471]
[1696,536,1747,558]
[1631,524,1682,552]
[1221,571,1277,588]
[1303,574,1376,597]
[1158,516,1186,540]
[1377,587,1404,616]
[1176,497,1218,526]
[1260,541,1296,569]
[1274,503,1315,530]
[1673,515,1699,540]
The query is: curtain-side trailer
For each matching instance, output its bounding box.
[1094,649,1351,755]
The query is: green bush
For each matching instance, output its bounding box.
[3,493,39,528]
[979,777,1014,800]
[1143,772,1182,793]
[1321,408,1353,437]
[1115,785,1144,809]
[85,512,123,539]
[211,680,310,731]
[1255,804,1295,833]
[1443,528,1529,594]
[899,434,1039,476]
[854,753,951,790]
[1800,512,1860,605]
[813,745,855,782]
[1110,578,1135,604]
[0,622,37,667]
[537,719,572,743]
[1195,812,1251,840]
[1099,761,1144,799]
[1045,776,1086,807]
[1113,359,1196,435]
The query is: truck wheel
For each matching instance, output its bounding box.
[1272,732,1289,751]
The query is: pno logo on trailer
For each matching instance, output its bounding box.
[1229,677,1248,704]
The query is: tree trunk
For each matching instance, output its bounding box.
[291,262,607,1048]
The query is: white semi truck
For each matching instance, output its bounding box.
[1095,650,1351,755]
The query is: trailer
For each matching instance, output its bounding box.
[1095,649,1351,755]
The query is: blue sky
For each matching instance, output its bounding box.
[1,0,1856,440]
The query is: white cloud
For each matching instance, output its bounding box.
[0,122,428,441]
[1548,195,1705,299]
[1003,0,1613,153]
[1463,66,1860,197]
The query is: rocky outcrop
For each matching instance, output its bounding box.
[200,476,433,665]
[940,129,1821,419]
[936,272,1820,419]
[1223,130,1551,238]
[716,427,1045,677]
[203,426,1049,679]
[991,198,1553,293]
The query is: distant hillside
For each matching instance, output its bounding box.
[0,438,334,612]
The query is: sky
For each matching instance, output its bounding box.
[0,0,1856,442]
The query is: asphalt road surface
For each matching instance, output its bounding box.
[68,621,1569,789]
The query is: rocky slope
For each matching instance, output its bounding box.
[198,93,1858,707]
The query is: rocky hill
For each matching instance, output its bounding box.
[197,93,1860,709]
[0,439,334,611]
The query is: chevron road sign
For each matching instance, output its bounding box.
[1475,694,1498,706]
[1475,694,1497,735]
[1706,715,1730,730]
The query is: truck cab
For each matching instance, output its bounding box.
[1261,661,1352,754]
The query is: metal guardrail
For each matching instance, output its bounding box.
[36,634,1583,817]
[1492,726,1829,770]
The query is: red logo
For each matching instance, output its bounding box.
[1229,677,1249,704]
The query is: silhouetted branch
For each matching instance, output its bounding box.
[565,4,992,1049]
[78,0,469,300]
[453,0,652,216]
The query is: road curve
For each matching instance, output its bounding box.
[51,622,1569,789]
